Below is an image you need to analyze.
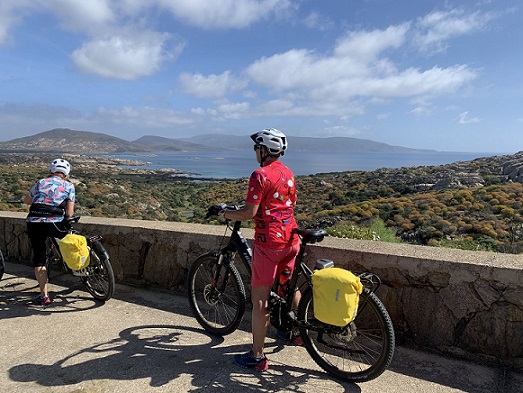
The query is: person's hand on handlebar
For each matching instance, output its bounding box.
[63,215,80,229]
[205,203,228,219]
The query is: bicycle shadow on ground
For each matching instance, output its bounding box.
[0,272,107,318]
[8,324,360,393]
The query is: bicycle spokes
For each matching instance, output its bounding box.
[187,254,246,336]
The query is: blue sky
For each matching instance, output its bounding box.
[0,0,522,153]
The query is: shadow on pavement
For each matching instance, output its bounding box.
[8,324,361,392]
[0,271,108,318]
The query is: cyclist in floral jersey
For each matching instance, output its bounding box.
[23,158,75,305]
[220,129,299,371]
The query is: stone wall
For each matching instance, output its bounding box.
[1,212,522,368]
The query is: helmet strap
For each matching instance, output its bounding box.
[259,148,279,167]
[259,150,266,167]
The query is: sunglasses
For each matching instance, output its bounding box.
[253,145,263,151]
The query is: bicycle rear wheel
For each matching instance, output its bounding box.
[298,287,395,382]
[81,241,115,301]
[187,253,246,336]
[0,250,5,280]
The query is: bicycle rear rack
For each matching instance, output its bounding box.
[357,272,381,293]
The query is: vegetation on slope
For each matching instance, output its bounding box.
[1,153,522,253]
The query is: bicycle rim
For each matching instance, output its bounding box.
[298,287,395,382]
[81,244,115,301]
[187,253,246,336]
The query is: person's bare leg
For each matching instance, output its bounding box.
[34,266,48,297]
[251,285,271,357]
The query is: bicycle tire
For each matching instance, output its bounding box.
[45,238,62,280]
[298,286,395,382]
[0,250,5,280]
[187,252,246,336]
[81,241,115,301]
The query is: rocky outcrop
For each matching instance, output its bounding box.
[502,155,523,182]
[355,151,523,193]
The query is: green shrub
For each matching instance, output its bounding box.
[327,219,399,242]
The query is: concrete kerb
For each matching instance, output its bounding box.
[1,263,523,393]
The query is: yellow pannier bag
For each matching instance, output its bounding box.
[311,267,363,326]
[59,234,90,270]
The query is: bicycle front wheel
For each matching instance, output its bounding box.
[187,253,246,336]
[81,241,115,302]
[298,287,395,382]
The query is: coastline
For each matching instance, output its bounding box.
[0,152,195,177]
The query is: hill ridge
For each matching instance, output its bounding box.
[1,128,433,154]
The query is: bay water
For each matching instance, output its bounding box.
[111,150,501,179]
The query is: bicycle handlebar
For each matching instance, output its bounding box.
[205,203,242,219]
[7,200,24,204]
[63,215,81,229]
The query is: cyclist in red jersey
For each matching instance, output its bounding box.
[221,128,299,371]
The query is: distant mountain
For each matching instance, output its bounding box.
[181,134,433,153]
[0,128,149,154]
[132,135,218,152]
[0,128,433,154]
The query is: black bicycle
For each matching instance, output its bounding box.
[187,204,395,382]
[46,215,115,302]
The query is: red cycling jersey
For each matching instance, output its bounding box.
[246,160,298,249]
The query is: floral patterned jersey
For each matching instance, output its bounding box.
[26,175,76,223]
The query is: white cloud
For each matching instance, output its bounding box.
[0,102,195,140]
[410,106,434,116]
[178,71,248,98]
[213,101,250,120]
[243,23,478,117]
[190,101,250,121]
[303,11,333,31]
[334,24,410,63]
[72,31,184,80]
[457,111,480,124]
[414,9,494,52]
[0,1,33,46]
[42,0,115,34]
[95,106,194,127]
[155,0,293,29]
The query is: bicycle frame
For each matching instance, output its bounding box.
[218,221,384,327]
[219,221,316,313]
[220,220,253,273]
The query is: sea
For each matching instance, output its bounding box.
[109,150,505,179]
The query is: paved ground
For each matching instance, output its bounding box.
[1,262,521,393]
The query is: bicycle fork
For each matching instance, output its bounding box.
[207,254,231,303]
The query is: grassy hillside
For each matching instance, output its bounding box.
[1,153,522,254]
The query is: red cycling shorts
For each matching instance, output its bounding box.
[251,242,300,288]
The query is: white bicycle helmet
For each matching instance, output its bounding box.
[250,128,288,156]
[49,158,71,176]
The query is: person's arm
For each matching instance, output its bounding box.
[65,200,75,218]
[220,202,259,221]
[23,193,32,205]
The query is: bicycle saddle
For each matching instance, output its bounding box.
[293,228,327,243]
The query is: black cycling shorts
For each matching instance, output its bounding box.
[26,221,68,267]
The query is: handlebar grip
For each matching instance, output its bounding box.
[63,215,81,228]
[205,203,228,218]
